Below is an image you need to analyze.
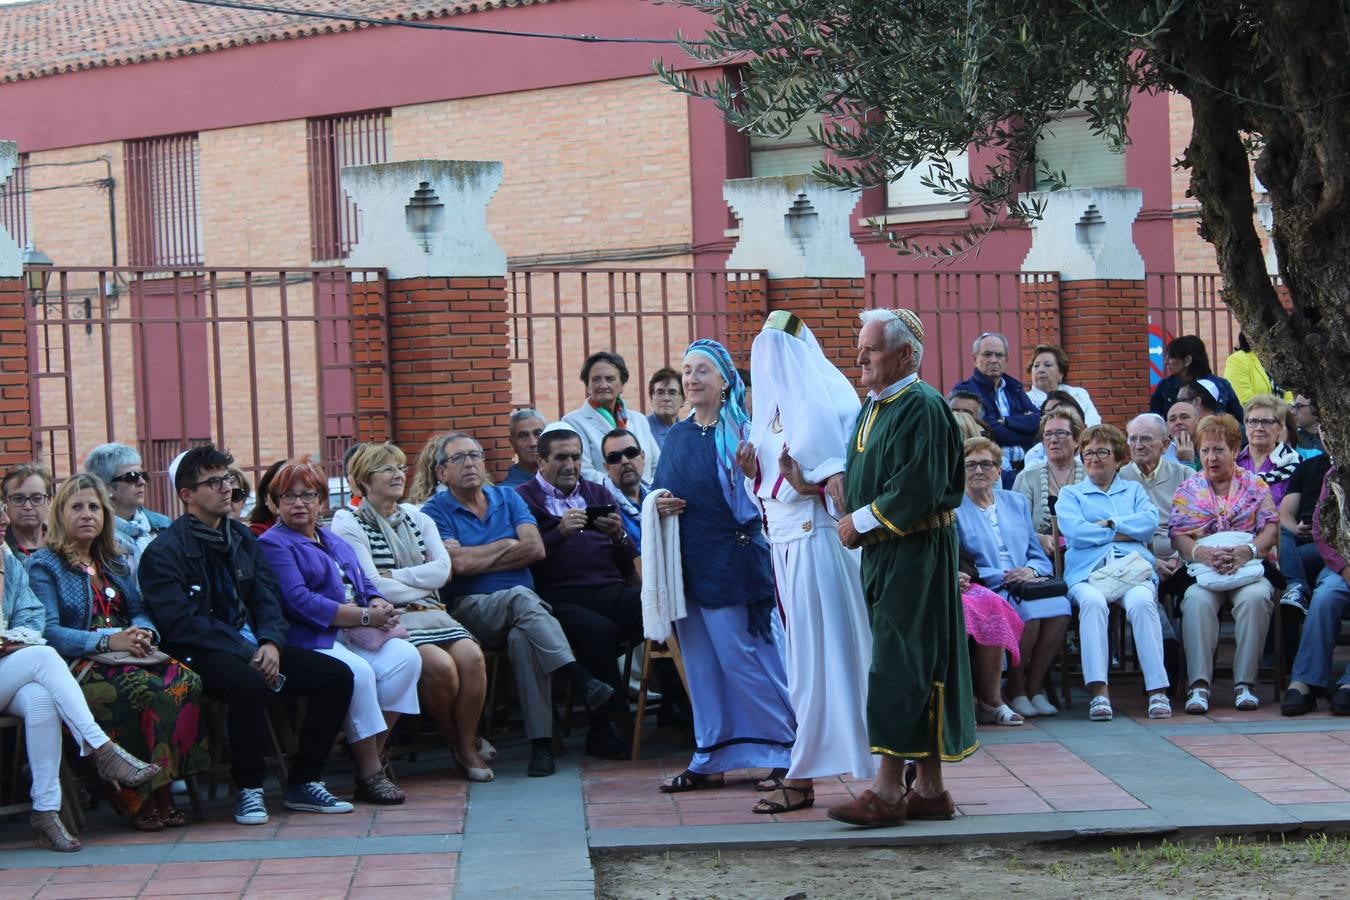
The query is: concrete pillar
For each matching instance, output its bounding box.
[341,160,512,469]
[723,176,865,374]
[1019,187,1148,425]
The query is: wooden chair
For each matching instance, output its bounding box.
[0,715,84,834]
[630,634,690,761]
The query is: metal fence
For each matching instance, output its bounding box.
[26,266,390,513]
[506,267,769,420]
[1145,272,1284,383]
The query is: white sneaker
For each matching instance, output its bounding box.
[1009,695,1039,718]
[1030,693,1059,717]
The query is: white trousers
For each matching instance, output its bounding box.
[1181,579,1274,687]
[320,638,422,742]
[1069,581,1168,691]
[0,645,110,811]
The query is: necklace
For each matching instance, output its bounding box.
[1047,462,1074,494]
[695,414,717,436]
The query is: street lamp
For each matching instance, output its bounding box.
[22,244,52,303]
[404,182,444,254]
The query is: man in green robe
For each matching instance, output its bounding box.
[827,307,978,828]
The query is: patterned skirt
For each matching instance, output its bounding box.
[72,657,210,816]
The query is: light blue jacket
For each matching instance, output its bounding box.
[2,547,46,633]
[956,491,1054,592]
[1056,476,1158,585]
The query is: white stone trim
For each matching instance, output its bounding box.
[723,175,863,279]
[0,142,18,278]
[1018,187,1144,282]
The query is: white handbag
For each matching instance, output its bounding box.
[1187,530,1265,592]
[1088,550,1154,602]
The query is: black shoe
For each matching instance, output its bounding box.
[585,723,631,760]
[1332,686,1350,716]
[582,678,616,713]
[527,744,556,777]
[1281,687,1317,717]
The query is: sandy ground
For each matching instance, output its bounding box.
[594,834,1350,899]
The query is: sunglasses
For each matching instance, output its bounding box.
[110,470,148,485]
[604,446,642,465]
[231,488,247,504]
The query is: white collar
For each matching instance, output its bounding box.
[869,372,919,402]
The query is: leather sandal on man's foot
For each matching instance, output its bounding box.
[659,769,724,793]
[753,785,814,814]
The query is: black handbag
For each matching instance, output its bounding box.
[1007,576,1068,601]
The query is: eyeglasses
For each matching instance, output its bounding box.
[278,490,321,505]
[371,464,408,477]
[1246,417,1278,428]
[604,446,642,465]
[109,470,148,485]
[651,388,682,398]
[443,450,484,466]
[190,474,237,492]
[231,488,247,504]
[1292,402,1312,411]
[1043,429,1073,441]
[1081,448,1115,461]
[964,460,998,472]
[5,493,49,508]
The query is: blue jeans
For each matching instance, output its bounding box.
[1290,567,1350,691]
[1279,526,1326,593]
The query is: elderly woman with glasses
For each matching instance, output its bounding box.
[562,350,661,485]
[259,459,423,805]
[332,442,492,781]
[1013,407,1086,556]
[1025,344,1101,426]
[84,444,172,575]
[3,463,53,563]
[1236,394,1301,507]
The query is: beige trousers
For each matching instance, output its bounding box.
[1181,578,1274,688]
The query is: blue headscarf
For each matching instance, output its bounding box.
[683,339,757,522]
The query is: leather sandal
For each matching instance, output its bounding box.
[753,785,814,814]
[159,807,189,828]
[755,767,788,792]
[1184,686,1210,715]
[660,769,725,793]
[1089,696,1114,721]
[129,810,165,832]
[354,772,406,805]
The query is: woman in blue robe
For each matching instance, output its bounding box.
[653,339,796,796]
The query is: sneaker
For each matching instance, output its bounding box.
[1009,695,1039,718]
[283,781,354,814]
[234,787,268,826]
[1280,584,1309,613]
[1030,693,1059,717]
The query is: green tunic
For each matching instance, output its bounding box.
[845,378,978,762]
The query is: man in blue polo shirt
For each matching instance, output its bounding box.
[422,431,616,778]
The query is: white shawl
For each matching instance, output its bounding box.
[639,488,686,641]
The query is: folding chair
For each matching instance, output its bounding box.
[631,633,690,761]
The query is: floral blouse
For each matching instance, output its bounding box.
[1168,467,1278,539]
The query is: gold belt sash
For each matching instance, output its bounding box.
[859,508,957,546]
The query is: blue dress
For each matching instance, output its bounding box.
[654,418,795,774]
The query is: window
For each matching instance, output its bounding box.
[124,135,203,267]
[1034,112,1126,190]
[307,111,389,261]
[0,153,29,249]
[749,115,823,178]
[886,150,970,211]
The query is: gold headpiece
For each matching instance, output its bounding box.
[763,310,805,338]
[890,308,925,345]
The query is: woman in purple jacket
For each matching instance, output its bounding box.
[258,459,422,805]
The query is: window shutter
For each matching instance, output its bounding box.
[1035,115,1125,190]
[749,116,822,178]
[886,151,969,209]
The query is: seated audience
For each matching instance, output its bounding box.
[1119,414,1190,574]
[1282,463,1349,715]
[420,431,616,777]
[84,443,171,575]
[1292,396,1323,454]
[1024,390,1087,469]
[1,544,161,852]
[500,408,546,489]
[1237,394,1301,506]
[947,391,992,439]
[1024,344,1101,425]
[646,367,683,449]
[1012,407,1086,555]
[1149,335,1243,420]
[953,332,1040,486]
[259,459,422,805]
[1277,452,1333,611]
[562,351,660,484]
[957,437,1071,720]
[140,444,357,825]
[3,463,52,562]
[515,425,643,759]
[1169,414,1278,714]
[30,473,207,832]
[601,428,650,545]
[1057,424,1171,720]
[1165,401,1201,469]
[958,546,1026,726]
[1224,331,1288,407]
[332,442,492,781]
[951,410,986,441]
[1178,378,1224,418]
[246,460,285,536]
[228,467,252,520]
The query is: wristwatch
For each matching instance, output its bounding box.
[1105,519,1115,531]
[96,634,111,654]
[360,608,371,627]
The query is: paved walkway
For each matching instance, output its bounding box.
[4,676,1350,898]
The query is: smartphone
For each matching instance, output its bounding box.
[585,504,617,524]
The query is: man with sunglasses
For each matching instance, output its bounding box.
[84,443,173,575]
[601,429,650,545]
[140,444,356,825]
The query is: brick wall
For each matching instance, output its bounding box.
[764,278,865,379]
[1059,279,1150,427]
[385,276,513,474]
[198,120,310,265]
[0,278,30,468]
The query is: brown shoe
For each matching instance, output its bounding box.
[826,789,907,828]
[905,789,956,820]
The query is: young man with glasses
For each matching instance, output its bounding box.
[952,332,1040,488]
[421,432,615,777]
[84,443,172,575]
[1,463,53,563]
[139,443,357,825]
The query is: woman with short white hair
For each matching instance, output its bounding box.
[84,443,171,574]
